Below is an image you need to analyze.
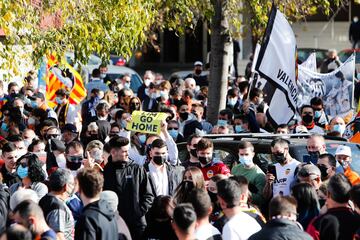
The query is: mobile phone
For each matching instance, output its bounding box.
[267,165,277,180]
[303,155,318,165]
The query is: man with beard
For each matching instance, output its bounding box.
[317,153,336,182]
[264,138,300,199]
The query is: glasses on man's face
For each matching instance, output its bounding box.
[168,127,178,130]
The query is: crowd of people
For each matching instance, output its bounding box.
[0,59,359,240]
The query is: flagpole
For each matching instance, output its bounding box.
[247,43,261,100]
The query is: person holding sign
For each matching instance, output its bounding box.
[144,139,184,197]
[124,111,179,166]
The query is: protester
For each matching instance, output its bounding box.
[264,138,300,199]
[39,169,75,240]
[217,178,261,239]
[231,141,265,208]
[172,203,197,240]
[307,174,360,239]
[196,138,230,181]
[320,49,342,73]
[13,200,57,240]
[103,136,154,239]
[249,196,312,240]
[335,145,360,185]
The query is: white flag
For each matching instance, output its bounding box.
[255,6,298,126]
[301,52,317,72]
[298,54,355,117]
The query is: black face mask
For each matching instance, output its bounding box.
[189,148,197,158]
[272,152,286,164]
[302,114,313,124]
[208,191,217,203]
[153,155,167,165]
[66,161,82,171]
[317,165,329,180]
[308,151,320,159]
[195,69,202,75]
[198,156,212,165]
[179,112,189,120]
[181,181,194,193]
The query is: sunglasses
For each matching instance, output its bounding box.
[168,127,178,130]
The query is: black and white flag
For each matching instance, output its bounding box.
[298,54,355,117]
[255,5,298,126]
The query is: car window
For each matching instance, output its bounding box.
[130,74,143,93]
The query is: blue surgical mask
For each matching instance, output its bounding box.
[55,97,63,104]
[314,110,321,119]
[228,98,237,107]
[100,73,106,79]
[239,155,253,167]
[168,129,179,139]
[235,125,244,133]
[30,101,38,108]
[121,120,127,129]
[17,165,28,179]
[124,82,131,89]
[217,119,227,126]
[1,122,8,132]
[138,134,146,144]
[160,91,169,100]
[333,124,345,135]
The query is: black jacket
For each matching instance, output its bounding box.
[103,158,154,235]
[249,218,312,240]
[144,162,184,197]
[75,200,118,240]
[1,167,21,188]
[0,185,9,234]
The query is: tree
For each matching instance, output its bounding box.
[0,0,347,124]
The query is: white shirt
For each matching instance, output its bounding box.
[148,162,169,196]
[308,125,325,134]
[195,223,221,240]
[273,159,300,196]
[222,211,261,240]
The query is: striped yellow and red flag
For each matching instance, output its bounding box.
[45,54,86,108]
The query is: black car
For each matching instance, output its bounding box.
[177,133,360,174]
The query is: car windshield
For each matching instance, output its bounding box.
[339,51,360,63]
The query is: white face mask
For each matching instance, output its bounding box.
[56,154,67,169]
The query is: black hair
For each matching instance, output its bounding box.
[108,136,129,149]
[249,88,263,100]
[151,139,166,149]
[92,68,101,78]
[2,142,17,154]
[5,224,32,240]
[227,88,239,98]
[300,105,314,114]
[17,153,46,183]
[350,184,360,208]
[216,178,241,208]
[319,153,337,168]
[146,195,173,221]
[270,138,290,148]
[291,182,319,214]
[55,88,69,98]
[219,109,233,121]
[182,89,194,99]
[237,141,254,151]
[185,189,212,219]
[328,174,352,203]
[65,141,84,154]
[277,124,289,130]
[186,133,201,146]
[7,134,23,143]
[96,102,109,112]
[269,195,298,218]
[173,203,196,234]
[310,97,323,106]
[27,138,42,152]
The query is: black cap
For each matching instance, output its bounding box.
[62,123,78,134]
[50,139,66,152]
[28,92,45,101]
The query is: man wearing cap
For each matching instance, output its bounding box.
[297,164,322,192]
[61,124,79,145]
[335,145,360,185]
[185,61,208,87]
[29,92,57,120]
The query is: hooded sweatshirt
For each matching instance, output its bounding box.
[75,200,118,240]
